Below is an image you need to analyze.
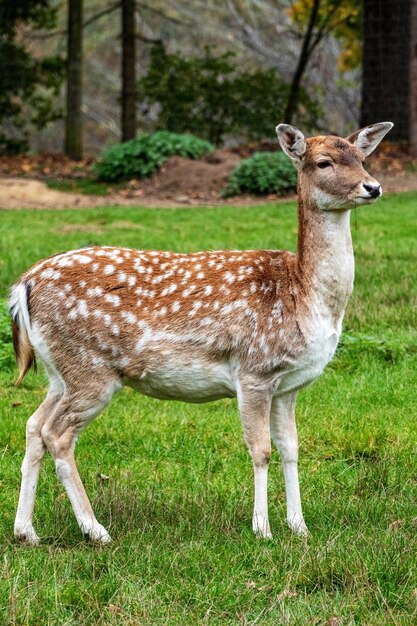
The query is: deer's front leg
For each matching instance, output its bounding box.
[270,393,307,535]
[237,380,273,539]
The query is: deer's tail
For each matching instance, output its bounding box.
[9,282,36,386]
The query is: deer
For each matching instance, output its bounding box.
[9,121,393,545]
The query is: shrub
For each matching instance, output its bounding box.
[94,131,214,182]
[223,151,298,197]
[0,299,14,371]
[139,44,320,145]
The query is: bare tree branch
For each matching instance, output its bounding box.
[135,33,162,43]
[135,1,189,25]
[30,2,121,39]
[83,2,121,29]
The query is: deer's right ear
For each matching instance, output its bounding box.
[276,124,306,164]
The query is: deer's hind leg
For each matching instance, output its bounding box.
[14,388,63,545]
[40,375,121,543]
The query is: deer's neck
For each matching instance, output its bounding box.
[296,187,354,326]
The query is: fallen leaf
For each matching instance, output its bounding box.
[277,589,298,601]
[388,519,403,531]
[108,604,124,614]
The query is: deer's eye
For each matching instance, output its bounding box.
[317,160,332,169]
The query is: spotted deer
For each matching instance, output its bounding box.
[10,122,393,544]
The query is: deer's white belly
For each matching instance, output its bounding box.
[125,359,237,403]
[124,318,340,403]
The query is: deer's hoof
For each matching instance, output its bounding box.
[14,525,40,546]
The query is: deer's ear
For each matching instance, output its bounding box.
[276,124,306,164]
[346,122,393,157]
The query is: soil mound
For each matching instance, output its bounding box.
[131,150,241,202]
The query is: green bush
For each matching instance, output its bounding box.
[0,299,15,371]
[94,131,214,182]
[223,151,298,197]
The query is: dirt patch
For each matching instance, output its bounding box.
[134,151,241,202]
[0,178,179,210]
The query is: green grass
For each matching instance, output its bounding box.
[1,193,417,625]
[46,178,112,196]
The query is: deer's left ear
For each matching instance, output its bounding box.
[346,122,394,157]
[276,124,306,164]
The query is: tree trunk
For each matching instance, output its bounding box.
[283,0,321,125]
[121,0,137,142]
[361,0,416,151]
[65,0,83,160]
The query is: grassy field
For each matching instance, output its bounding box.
[0,194,417,625]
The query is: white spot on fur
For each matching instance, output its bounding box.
[87,286,103,297]
[104,264,115,275]
[41,268,61,280]
[189,301,202,316]
[121,311,137,323]
[172,301,181,313]
[74,254,92,264]
[204,285,213,296]
[105,294,120,307]
[183,285,196,297]
[78,300,88,317]
[161,284,177,296]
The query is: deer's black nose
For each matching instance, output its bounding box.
[363,183,381,198]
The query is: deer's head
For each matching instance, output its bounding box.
[276,122,393,211]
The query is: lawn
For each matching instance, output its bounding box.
[0,194,417,625]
